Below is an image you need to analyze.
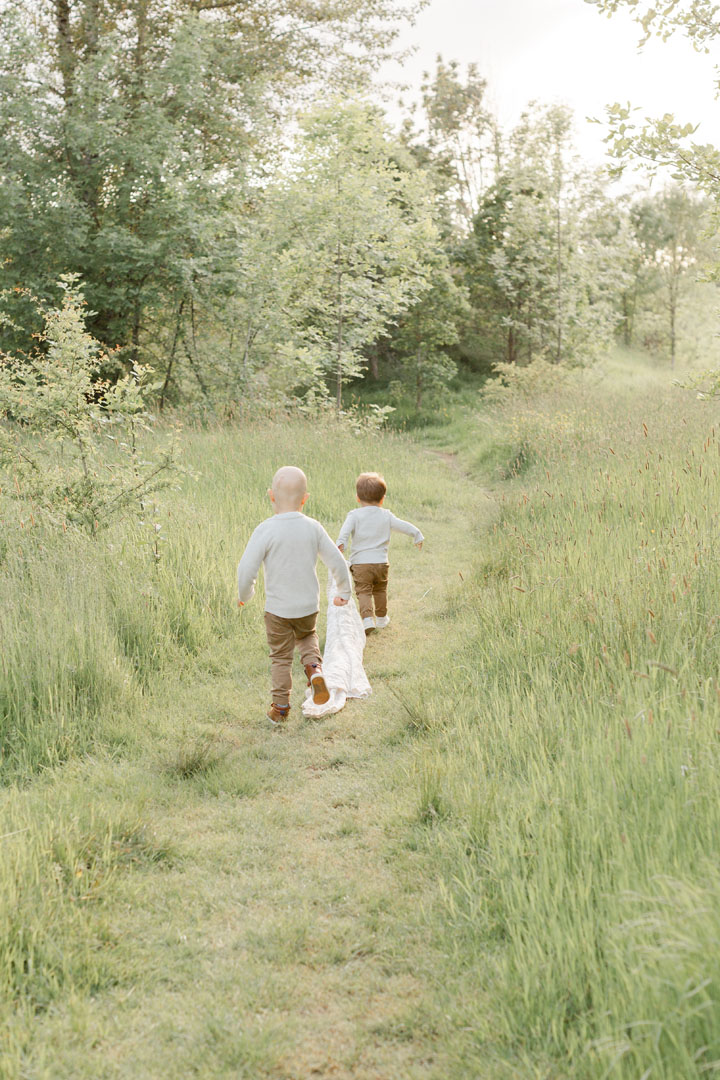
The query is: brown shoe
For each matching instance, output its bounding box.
[267,703,290,725]
[304,663,330,705]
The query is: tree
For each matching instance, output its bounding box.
[585,3,720,368]
[631,187,711,366]
[587,1,720,193]
[0,277,174,531]
[381,258,469,409]
[0,0,424,373]
[460,104,626,367]
[268,101,439,409]
[400,57,500,231]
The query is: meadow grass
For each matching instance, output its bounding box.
[3,357,720,1076]
[0,416,484,1077]
[0,419,438,781]
[412,353,720,1077]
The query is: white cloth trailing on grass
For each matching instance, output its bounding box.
[302,569,371,718]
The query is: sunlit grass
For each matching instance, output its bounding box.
[414,361,720,1077]
[0,418,435,782]
[0,415,466,1076]
[4,361,720,1076]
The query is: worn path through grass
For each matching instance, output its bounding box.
[19,445,496,1079]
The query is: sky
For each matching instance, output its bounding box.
[381,0,720,167]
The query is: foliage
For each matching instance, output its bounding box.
[462,104,627,368]
[630,187,714,365]
[676,364,720,397]
[1,0,717,423]
[587,0,720,54]
[0,0,423,371]
[376,252,469,410]
[585,2,720,371]
[418,57,499,226]
[391,300,461,411]
[481,356,577,405]
[587,2,720,193]
[0,278,175,532]
[259,101,441,408]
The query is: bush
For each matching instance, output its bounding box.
[0,277,176,533]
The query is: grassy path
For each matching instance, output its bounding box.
[18,446,495,1079]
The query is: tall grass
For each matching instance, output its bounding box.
[0,415,450,1071]
[418,363,720,1077]
[0,779,171,1063]
[6,364,720,1075]
[0,417,439,782]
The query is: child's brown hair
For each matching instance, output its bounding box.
[356,472,387,504]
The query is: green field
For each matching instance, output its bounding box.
[3,354,720,1078]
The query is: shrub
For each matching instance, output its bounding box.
[0,277,176,533]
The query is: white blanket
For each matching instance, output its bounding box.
[302,569,371,717]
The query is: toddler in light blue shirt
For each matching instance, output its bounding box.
[337,472,423,634]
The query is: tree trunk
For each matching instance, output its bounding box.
[241,323,255,383]
[129,0,149,117]
[621,292,632,347]
[507,324,516,364]
[526,301,533,364]
[55,0,75,104]
[669,291,677,370]
[135,0,148,72]
[336,267,344,411]
[415,347,423,411]
[84,0,100,55]
[556,198,562,363]
[159,298,185,411]
[131,297,141,365]
[668,254,680,370]
[185,295,212,403]
[183,335,211,400]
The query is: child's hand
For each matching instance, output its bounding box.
[415,541,423,551]
[333,596,348,606]
[337,544,344,553]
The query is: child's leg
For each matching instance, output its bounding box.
[350,564,375,620]
[264,613,295,707]
[293,612,330,705]
[291,612,321,669]
[372,564,390,618]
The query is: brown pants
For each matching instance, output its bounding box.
[350,563,389,620]
[264,611,321,707]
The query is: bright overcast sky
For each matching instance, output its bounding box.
[381,0,720,166]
